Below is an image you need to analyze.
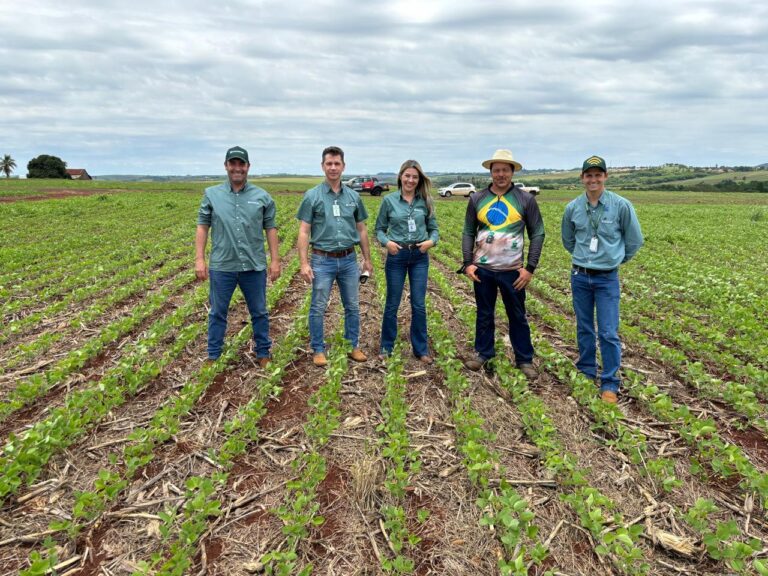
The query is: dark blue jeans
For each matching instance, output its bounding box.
[208,269,270,360]
[570,268,621,392]
[380,248,429,357]
[473,267,534,366]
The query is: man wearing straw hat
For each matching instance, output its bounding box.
[460,149,545,379]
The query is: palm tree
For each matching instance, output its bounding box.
[1,154,16,178]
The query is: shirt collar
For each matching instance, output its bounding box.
[227,180,250,194]
[488,184,513,197]
[585,190,608,206]
[398,191,420,204]
[323,181,344,195]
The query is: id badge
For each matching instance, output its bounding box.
[407,218,416,233]
[332,204,341,217]
[589,236,598,253]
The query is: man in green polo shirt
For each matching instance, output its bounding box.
[196,146,281,368]
[296,146,373,367]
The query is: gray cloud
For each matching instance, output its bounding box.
[1,0,766,175]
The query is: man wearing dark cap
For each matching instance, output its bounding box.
[561,155,643,403]
[195,146,281,367]
[461,149,545,379]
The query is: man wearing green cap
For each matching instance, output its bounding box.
[561,155,643,403]
[196,146,281,367]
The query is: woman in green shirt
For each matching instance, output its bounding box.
[375,160,439,363]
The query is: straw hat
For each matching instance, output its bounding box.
[482,149,522,171]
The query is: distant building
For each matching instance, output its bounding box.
[66,169,92,180]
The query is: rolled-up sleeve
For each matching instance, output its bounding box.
[427,211,439,245]
[197,192,212,226]
[263,198,277,230]
[375,200,390,246]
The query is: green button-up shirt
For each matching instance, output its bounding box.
[197,181,277,272]
[296,182,368,252]
[375,191,439,247]
[561,189,644,270]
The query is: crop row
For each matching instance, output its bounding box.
[427,261,649,574]
[1,240,192,342]
[522,291,767,573]
[369,249,426,573]
[19,259,306,576]
[1,255,193,374]
[16,258,300,574]
[434,213,768,424]
[0,283,210,500]
[0,270,196,420]
[531,276,768,429]
[0,195,191,282]
[133,291,313,576]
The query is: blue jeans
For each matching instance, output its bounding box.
[381,248,429,357]
[208,269,270,360]
[473,267,534,366]
[309,252,360,353]
[570,268,621,392]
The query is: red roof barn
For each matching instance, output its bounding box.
[66,169,92,180]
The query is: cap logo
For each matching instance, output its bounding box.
[585,156,603,166]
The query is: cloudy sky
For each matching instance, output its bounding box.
[2,0,766,176]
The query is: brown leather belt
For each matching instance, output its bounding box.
[312,247,355,258]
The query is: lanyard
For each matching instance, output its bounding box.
[586,200,603,236]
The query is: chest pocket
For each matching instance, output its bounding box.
[600,209,620,240]
[244,202,264,230]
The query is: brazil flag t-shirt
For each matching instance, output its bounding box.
[472,192,527,270]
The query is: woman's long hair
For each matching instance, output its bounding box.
[397,159,434,217]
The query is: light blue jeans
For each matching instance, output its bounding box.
[309,252,360,353]
[570,268,621,392]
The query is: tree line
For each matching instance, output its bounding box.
[0,154,72,179]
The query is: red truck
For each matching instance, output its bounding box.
[346,176,390,196]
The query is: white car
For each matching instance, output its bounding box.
[438,182,476,197]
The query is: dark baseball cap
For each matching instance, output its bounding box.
[582,155,607,173]
[225,146,249,163]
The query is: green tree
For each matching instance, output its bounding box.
[1,154,16,178]
[27,154,71,179]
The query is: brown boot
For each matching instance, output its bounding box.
[348,348,367,362]
[518,363,538,380]
[601,390,618,404]
[464,355,486,371]
[257,357,271,369]
[313,353,328,367]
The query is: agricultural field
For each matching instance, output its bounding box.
[1,179,767,576]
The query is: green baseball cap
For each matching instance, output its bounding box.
[582,155,607,173]
[225,146,249,163]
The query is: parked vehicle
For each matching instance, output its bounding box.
[346,176,390,196]
[517,182,540,195]
[438,182,476,197]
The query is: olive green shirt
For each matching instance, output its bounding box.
[296,182,368,252]
[197,180,277,272]
[375,191,439,247]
